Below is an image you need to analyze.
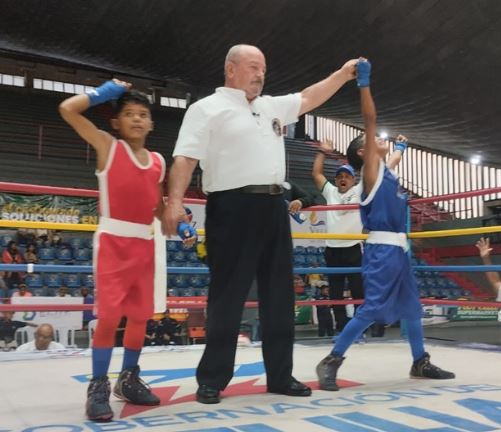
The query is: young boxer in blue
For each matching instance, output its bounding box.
[316,59,455,391]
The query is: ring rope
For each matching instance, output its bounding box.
[0,219,500,240]
[1,264,501,274]
[1,298,499,313]
[1,182,500,206]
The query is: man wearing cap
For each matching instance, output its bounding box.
[312,139,363,332]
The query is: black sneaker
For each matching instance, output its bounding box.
[316,354,345,391]
[86,376,113,422]
[113,366,160,405]
[410,352,455,379]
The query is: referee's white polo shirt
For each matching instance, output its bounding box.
[173,87,301,193]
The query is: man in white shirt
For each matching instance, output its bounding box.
[476,237,501,321]
[16,323,65,352]
[164,43,358,404]
[312,139,363,332]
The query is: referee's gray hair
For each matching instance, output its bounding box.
[225,45,246,64]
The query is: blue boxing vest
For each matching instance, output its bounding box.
[360,161,407,233]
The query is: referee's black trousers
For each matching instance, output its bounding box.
[196,190,295,391]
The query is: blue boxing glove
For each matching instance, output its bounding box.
[356,59,371,88]
[177,222,196,240]
[86,80,127,107]
[394,139,408,154]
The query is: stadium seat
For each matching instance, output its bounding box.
[186,251,199,262]
[57,248,73,262]
[167,274,177,288]
[167,288,179,297]
[64,274,81,288]
[188,326,206,344]
[0,234,14,247]
[74,248,91,261]
[293,246,306,255]
[305,255,318,266]
[189,275,205,288]
[25,273,43,288]
[39,247,56,261]
[166,241,178,252]
[44,273,62,288]
[306,246,317,255]
[174,275,189,289]
[68,237,85,249]
[294,255,306,266]
[33,287,48,296]
[47,288,58,296]
[429,288,440,297]
[172,251,186,262]
[82,273,94,288]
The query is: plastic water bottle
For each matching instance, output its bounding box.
[286,200,306,224]
[177,222,196,240]
[290,212,306,224]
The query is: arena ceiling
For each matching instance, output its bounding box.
[1,0,501,167]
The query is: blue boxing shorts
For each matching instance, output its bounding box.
[355,243,423,324]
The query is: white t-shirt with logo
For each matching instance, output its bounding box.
[322,182,363,248]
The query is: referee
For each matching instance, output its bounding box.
[164,44,358,404]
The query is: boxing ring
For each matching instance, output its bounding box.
[1,183,501,431]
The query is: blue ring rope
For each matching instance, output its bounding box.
[1,264,500,274]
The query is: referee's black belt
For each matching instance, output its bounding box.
[236,184,284,195]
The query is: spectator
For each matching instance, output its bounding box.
[159,312,183,345]
[17,229,36,245]
[293,274,306,295]
[16,323,65,351]
[306,263,324,289]
[144,317,160,346]
[51,230,63,247]
[0,272,8,302]
[11,283,33,298]
[2,240,24,288]
[57,286,71,297]
[196,238,208,265]
[476,237,501,320]
[312,141,364,332]
[0,311,37,351]
[80,287,96,330]
[315,284,335,337]
[284,180,316,220]
[115,316,127,348]
[24,243,38,264]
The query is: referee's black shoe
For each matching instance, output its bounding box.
[196,384,221,404]
[268,377,312,396]
[86,376,113,422]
